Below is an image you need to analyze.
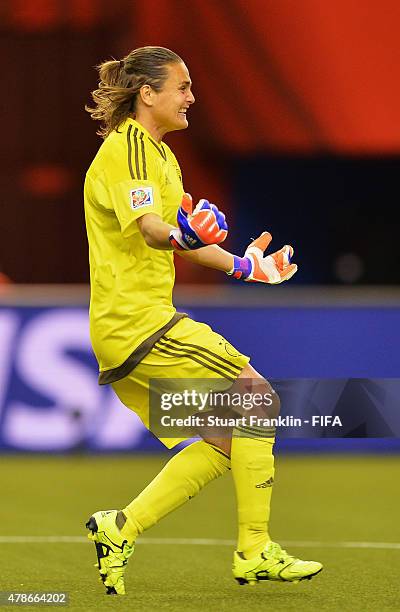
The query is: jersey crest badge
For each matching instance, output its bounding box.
[129,187,153,210]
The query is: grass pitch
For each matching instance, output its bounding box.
[1,453,399,611]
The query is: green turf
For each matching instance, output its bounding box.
[1,454,399,611]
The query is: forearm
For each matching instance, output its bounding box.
[136,205,233,271]
[137,214,174,250]
[176,244,234,273]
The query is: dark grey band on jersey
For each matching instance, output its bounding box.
[98,312,188,385]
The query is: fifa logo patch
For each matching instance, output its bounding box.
[129,187,153,210]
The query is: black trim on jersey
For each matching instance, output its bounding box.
[153,342,237,382]
[140,132,147,179]
[98,312,188,385]
[157,337,241,379]
[127,125,135,179]
[128,125,148,181]
[148,137,167,161]
[162,335,243,374]
[155,337,241,379]
[133,127,141,179]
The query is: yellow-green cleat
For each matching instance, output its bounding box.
[86,510,134,595]
[233,541,323,585]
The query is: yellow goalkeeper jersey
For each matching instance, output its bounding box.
[84,118,185,383]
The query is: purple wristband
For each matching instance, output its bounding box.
[228,255,253,280]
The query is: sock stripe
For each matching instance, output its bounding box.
[234,425,276,438]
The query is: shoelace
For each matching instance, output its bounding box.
[122,543,134,560]
[265,542,295,563]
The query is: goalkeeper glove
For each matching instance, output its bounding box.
[169,193,228,250]
[227,232,297,284]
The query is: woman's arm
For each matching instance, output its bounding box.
[137,211,234,270]
[136,212,234,271]
[176,244,234,272]
[136,213,174,250]
[136,211,296,283]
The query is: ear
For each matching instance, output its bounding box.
[139,84,154,107]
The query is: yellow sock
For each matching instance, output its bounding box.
[120,441,230,542]
[231,430,275,559]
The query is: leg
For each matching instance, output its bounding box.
[86,439,230,595]
[230,363,323,584]
[119,439,230,540]
[129,359,276,559]
[85,317,322,594]
[115,319,249,542]
[231,362,277,558]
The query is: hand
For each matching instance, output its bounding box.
[228,232,297,283]
[169,193,228,250]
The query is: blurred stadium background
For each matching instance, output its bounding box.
[1,1,399,610]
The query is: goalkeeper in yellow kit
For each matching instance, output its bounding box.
[84,46,322,595]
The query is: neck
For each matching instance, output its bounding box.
[132,113,166,143]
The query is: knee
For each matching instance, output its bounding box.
[203,437,231,457]
[237,363,281,416]
[269,385,281,418]
[238,369,281,418]
[253,379,280,419]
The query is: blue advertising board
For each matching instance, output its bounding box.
[0,299,399,451]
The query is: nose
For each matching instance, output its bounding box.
[188,90,195,104]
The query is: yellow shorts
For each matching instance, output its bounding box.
[111,317,250,448]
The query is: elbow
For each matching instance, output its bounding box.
[137,216,156,248]
[140,225,152,246]
[140,225,163,250]
[137,213,169,250]
[143,232,158,249]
